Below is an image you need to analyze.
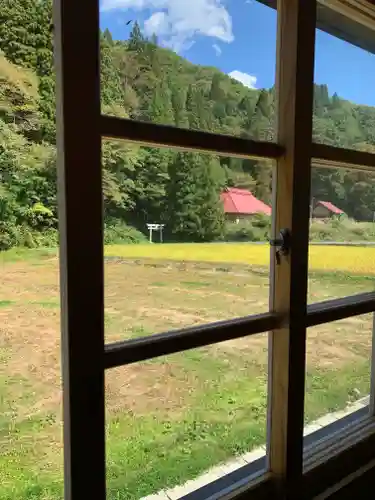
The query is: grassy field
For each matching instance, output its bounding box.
[105,242,375,275]
[0,244,374,499]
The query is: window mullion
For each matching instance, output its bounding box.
[54,1,106,499]
[267,0,317,496]
[369,313,375,416]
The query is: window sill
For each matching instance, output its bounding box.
[180,406,373,500]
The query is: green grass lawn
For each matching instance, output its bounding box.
[0,247,373,499]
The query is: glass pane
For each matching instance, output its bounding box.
[99,0,277,142]
[304,314,372,443]
[105,335,267,499]
[1,2,58,498]
[0,251,63,499]
[314,21,375,152]
[102,143,273,343]
[308,165,375,304]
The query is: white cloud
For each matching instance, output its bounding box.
[212,44,222,56]
[229,70,257,89]
[101,0,163,10]
[100,0,234,52]
[144,11,169,35]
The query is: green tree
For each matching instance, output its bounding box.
[149,79,174,125]
[242,89,275,141]
[3,9,375,250]
[171,86,189,128]
[187,87,211,130]
[100,33,126,108]
[0,51,41,139]
[242,158,272,203]
[255,89,271,117]
[132,148,171,227]
[167,152,224,241]
[103,28,114,45]
[101,139,140,221]
[209,73,226,101]
[128,21,145,51]
[0,0,55,141]
[239,94,256,118]
[0,120,56,248]
[331,92,341,109]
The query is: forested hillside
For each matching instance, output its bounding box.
[1,0,375,249]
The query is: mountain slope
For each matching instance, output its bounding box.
[1,9,375,248]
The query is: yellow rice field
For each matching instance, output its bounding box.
[105,243,375,275]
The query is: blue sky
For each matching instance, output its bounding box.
[100,0,375,106]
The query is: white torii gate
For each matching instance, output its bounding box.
[146,223,165,243]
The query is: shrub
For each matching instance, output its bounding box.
[251,213,272,230]
[0,222,16,250]
[309,222,334,241]
[223,219,269,242]
[350,225,367,238]
[28,228,58,247]
[104,221,147,245]
[331,217,342,229]
[0,220,146,251]
[0,223,58,250]
[309,218,375,242]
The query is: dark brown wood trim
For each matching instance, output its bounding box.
[216,473,276,500]
[307,292,375,327]
[312,143,375,170]
[304,412,371,465]
[101,115,284,160]
[54,0,106,498]
[259,0,375,54]
[104,312,282,369]
[370,313,375,415]
[315,458,375,499]
[104,289,375,370]
[303,419,375,497]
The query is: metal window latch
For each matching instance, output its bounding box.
[269,228,292,265]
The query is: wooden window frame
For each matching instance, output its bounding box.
[53,0,375,499]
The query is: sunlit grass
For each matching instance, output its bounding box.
[2,243,375,276]
[105,243,375,276]
[1,245,374,499]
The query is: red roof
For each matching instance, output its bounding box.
[221,188,271,216]
[316,200,344,215]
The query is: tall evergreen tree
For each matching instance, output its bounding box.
[331,92,341,109]
[239,94,256,118]
[103,28,114,45]
[171,87,189,128]
[255,90,271,118]
[246,90,274,141]
[128,21,145,51]
[320,84,330,106]
[100,33,125,107]
[132,148,171,226]
[149,79,174,125]
[167,152,224,241]
[187,88,211,130]
[209,73,226,101]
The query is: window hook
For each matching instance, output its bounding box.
[269,228,292,265]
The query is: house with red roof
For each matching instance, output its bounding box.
[221,187,271,223]
[312,200,345,219]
